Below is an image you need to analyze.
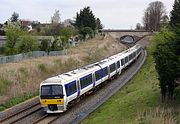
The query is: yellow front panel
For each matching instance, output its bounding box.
[40,99,64,105]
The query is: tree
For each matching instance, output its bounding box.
[50,36,62,51]
[96,18,103,31]
[75,6,96,31]
[153,28,179,101]
[10,12,19,22]
[143,1,168,31]
[45,24,62,36]
[39,39,50,53]
[153,0,180,102]
[79,27,94,40]
[16,34,38,53]
[170,0,180,26]
[60,27,73,41]
[45,10,62,36]
[154,43,178,101]
[135,23,143,30]
[60,26,77,45]
[5,25,22,55]
[51,10,60,24]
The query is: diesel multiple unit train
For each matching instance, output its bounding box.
[39,44,142,113]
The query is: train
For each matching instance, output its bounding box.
[39,44,142,113]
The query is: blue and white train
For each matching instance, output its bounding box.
[39,44,142,113]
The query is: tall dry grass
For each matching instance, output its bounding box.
[0,35,126,104]
[138,107,180,124]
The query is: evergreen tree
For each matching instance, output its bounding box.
[170,0,180,26]
[75,7,96,31]
[154,43,178,101]
[153,28,179,101]
[10,12,19,22]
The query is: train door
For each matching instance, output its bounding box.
[92,73,96,88]
[76,79,81,97]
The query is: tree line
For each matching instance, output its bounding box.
[0,7,103,55]
[153,0,180,101]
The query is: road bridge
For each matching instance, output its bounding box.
[101,29,153,42]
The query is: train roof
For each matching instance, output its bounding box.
[42,62,102,85]
[41,44,141,85]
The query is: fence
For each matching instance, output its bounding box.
[0,49,67,64]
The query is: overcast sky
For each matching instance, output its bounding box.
[0,0,174,29]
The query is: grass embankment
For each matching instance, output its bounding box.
[0,35,126,111]
[82,38,180,123]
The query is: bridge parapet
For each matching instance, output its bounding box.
[101,29,153,40]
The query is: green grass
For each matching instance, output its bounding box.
[82,41,180,124]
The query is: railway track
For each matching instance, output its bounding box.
[32,114,60,124]
[0,102,41,124]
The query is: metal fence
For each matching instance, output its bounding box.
[0,50,67,64]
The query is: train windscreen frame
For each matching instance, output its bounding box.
[41,85,63,99]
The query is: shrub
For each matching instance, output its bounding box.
[80,27,94,40]
[16,34,39,53]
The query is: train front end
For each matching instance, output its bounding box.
[40,84,66,113]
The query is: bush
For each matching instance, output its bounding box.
[39,39,50,53]
[80,27,94,40]
[16,34,39,53]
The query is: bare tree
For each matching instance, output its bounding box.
[51,10,60,24]
[143,1,168,31]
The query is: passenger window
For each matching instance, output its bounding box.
[65,81,77,96]
[121,59,125,66]
[125,57,128,63]
[103,67,108,77]
[117,61,120,68]
[80,74,93,89]
[95,70,102,81]
[110,63,116,73]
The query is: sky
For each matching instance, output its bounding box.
[0,0,174,29]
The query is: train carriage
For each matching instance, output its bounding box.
[39,44,143,113]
